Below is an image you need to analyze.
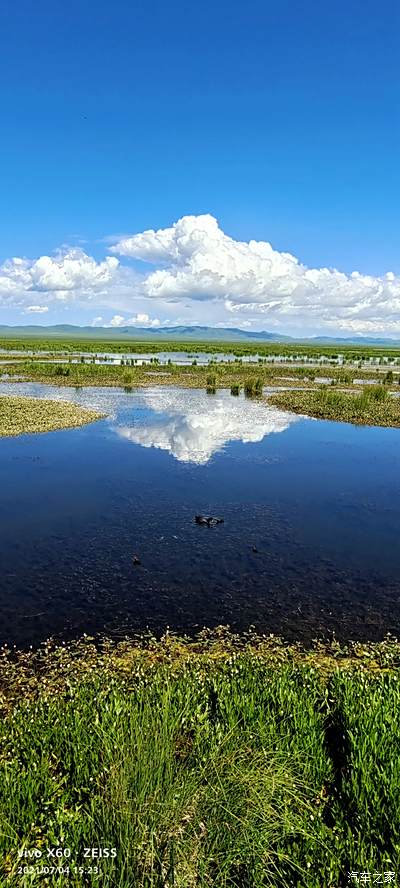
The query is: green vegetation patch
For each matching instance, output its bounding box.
[0,395,103,437]
[268,385,400,428]
[2,334,400,361]
[0,631,399,886]
[3,357,395,392]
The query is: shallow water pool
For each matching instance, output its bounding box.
[1,382,400,647]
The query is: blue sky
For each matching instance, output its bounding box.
[1,0,399,334]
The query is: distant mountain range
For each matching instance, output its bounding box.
[0,324,399,346]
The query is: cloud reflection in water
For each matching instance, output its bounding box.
[114,389,298,464]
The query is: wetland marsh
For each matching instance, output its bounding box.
[2,341,400,885]
[1,379,400,648]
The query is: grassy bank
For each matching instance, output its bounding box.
[0,395,102,437]
[268,385,400,428]
[0,631,399,886]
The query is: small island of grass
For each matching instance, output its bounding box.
[268,384,400,428]
[0,394,103,437]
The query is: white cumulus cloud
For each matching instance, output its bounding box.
[125,313,161,327]
[109,314,126,327]
[0,249,120,296]
[106,312,160,327]
[2,216,400,335]
[111,214,400,335]
[0,248,138,315]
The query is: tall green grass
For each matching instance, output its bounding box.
[0,645,399,886]
[329,671,400,871]
[244,378,263,397]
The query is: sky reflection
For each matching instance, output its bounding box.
[113,388,298,464]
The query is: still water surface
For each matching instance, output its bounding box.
[1,383,400,647]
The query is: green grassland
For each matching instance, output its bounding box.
[268,385,400,428]
[0,395,103,437]
[0,632,399,887]
[2,335,400,361]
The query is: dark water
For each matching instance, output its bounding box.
[1,383,400,648]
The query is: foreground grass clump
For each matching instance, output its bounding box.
[206,373,216,393]
[0,631,399,886]
[244,377,263,397]
[268,385,400,428]
[0,395,102,437]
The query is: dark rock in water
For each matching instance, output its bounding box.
[132,554,141,565]
[195,515,224,527]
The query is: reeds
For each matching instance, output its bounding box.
[244,377,263,397]
[206,373,216,393]
[269,385,399,428]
